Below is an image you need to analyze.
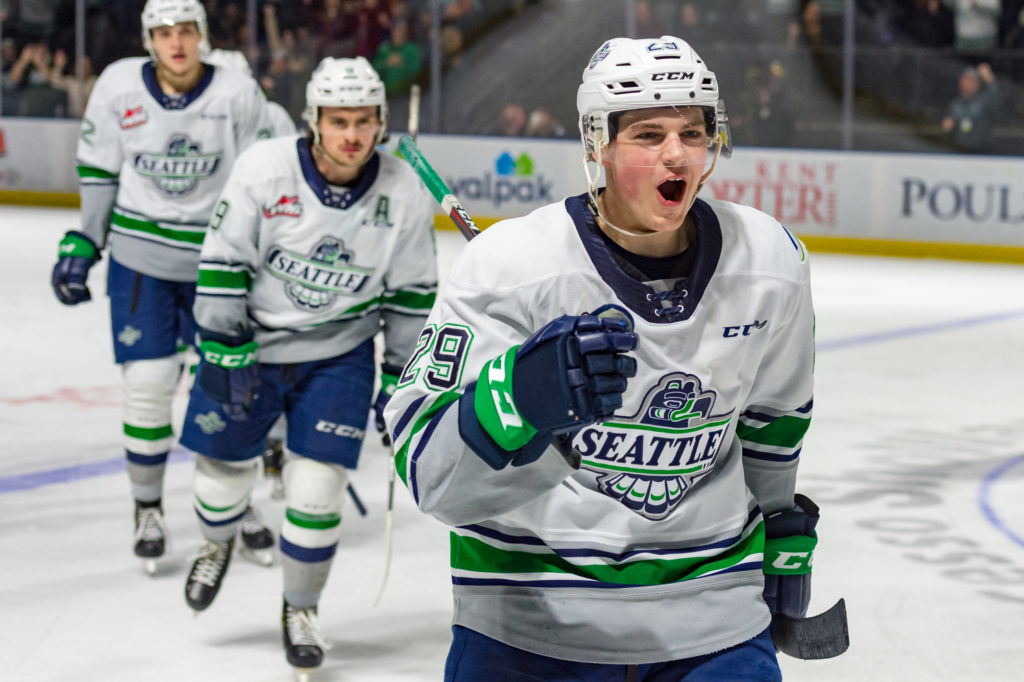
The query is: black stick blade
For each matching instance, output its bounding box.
[772,598,850,660]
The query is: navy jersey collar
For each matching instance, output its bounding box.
[566,193,722,324]
[142,61,215,110]
[297,138,380,209]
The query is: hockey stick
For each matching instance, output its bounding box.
[374,85,423,608]
[397,134,480,243]
[772,598,849,659]
[397,134,582,471]
[347,482,368,517]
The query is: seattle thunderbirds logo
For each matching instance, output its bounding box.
[573,372,733,520]
[266,237,372,310]
[133,133,221,196]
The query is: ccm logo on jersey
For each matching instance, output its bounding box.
[263,195,303,219]
[315,421,365,439]
[650,71,694,81]
[120,106,148,129]
[723,320,768,337]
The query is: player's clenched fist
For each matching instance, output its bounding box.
[460,305,638,470]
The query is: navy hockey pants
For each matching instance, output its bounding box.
[444,625,781,681]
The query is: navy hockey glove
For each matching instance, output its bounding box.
[763,494,819,627]
[460,305,638,470]
[373,365,402,445]
[196,329,260,421]
[51,231,100,305]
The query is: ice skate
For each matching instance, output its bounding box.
[133,499,168,576]
[238,505,274,567]
[282,600,331,680]
[184,538,233,613]
[263,437,285,499]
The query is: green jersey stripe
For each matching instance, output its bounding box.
[735,414,810,448]
[286,508,341,530]
[111,211,206,246]
[197,268,251,291]
[394,391,462,486]
[123,423,174,440]
[450,522,765,586]
[76,165,118,179]
[382,289,437,311]
[193,495,245,514]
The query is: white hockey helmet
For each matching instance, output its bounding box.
[141,0,210,57]
[302,57,389,145]
[577,36,731,163]
[202,48,252,77]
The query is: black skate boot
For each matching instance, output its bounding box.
[184,538,233,612]
[133,499,168,575]
[238,505,274,567]
[282,599,332,676]
[262,437,285,499]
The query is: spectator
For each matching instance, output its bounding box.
[2,37,20,116]
[1000,0,1024,47]
[48,48,97,118]
[633,0,660,37]
[525,107,565,137]
[317,0,356,59]
[894,0,954,48]
[496,101,526,136]
[941,62,1000,153]
[952,0,1000,53]
[373,18,422,95]
[8,42,65,117]
[261,2,314,128]
[746,60,795,148]
[353,0,391,59]
[439,0,474,68]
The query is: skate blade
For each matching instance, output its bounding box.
[293,667,315,682]
[270,479,285,500]
[239,547,274,567]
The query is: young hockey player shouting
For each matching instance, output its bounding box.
[177,56,437,676]
[386,36,823,680]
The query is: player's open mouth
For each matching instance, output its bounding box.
[657,178,685,204]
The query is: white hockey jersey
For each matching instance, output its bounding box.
[384,194,815,664]
[76,57,272,281]
[194,136,438,365]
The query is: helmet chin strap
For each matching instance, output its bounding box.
[583,139,722,239]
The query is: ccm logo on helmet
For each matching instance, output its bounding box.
[651,71,695,81]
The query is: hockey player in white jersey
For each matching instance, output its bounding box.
[202,46,296,501]
[177,56,437,676]
[48,0,277,574]
[385,36,823,680]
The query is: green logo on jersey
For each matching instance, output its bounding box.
[134,134,222,196]
[573,372,734,521]
[266,237,372,310]
[117,325,142,347]
[80,117,96,146]
[195,411,227,435]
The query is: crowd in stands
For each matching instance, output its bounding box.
[1,0,515,123]
[2,1,1024,152]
